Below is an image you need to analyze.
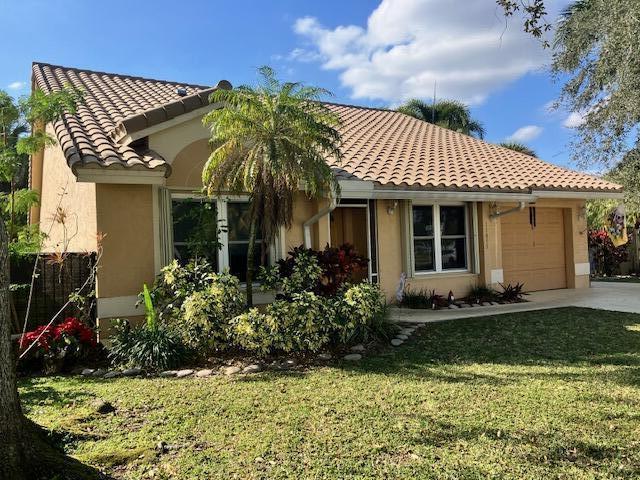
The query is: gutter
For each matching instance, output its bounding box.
[490,201,526,219]
[303,195,337,248]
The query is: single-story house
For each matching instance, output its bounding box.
[29,62,623,335]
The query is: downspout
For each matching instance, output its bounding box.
[489,201,526,219]
[303,195,337,248]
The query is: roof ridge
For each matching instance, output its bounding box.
[32,61,211,90]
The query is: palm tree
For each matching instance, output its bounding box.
[397,99,485,138]
[499,142,537,157]
[202,66,342,307]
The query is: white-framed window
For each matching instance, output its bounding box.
[409,202,470,274]
[170,193,270,282]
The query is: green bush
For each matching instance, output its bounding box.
[108,319,186,371]
[175,271,244,353]
[333,282,391,343]
[231,292,333,355]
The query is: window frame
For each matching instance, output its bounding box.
[170,192,276,281]
[409,201,471,276]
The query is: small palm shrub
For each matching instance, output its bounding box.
[109,285,186,370]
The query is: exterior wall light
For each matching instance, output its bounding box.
[387,200,398,215]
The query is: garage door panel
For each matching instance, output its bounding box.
[501,207,566,292]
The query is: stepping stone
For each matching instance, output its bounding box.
[282,359,296,368]
[103,371,122,379]
[242,364,262,374]
[400,328,415,335]
[448,304,459,309]
[489,301,499,306]
[159,370,177,378]
[317,353,332,361]
[176,369,194,378]
[391,339,404,347]
[122,367,142,377]
[472,303,481,307]
[459,304,470,308]
[81,368,95,376]
[195,369,213,377]
[343,353,362,361]
[91,368,107,377]
[396,334,409,340]
[221,366,241,375]
[481,302,490,306]
[350,344,365,352]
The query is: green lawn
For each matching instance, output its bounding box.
[20,307,640,479]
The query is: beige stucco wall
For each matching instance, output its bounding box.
[36,124,97,252]
[95,184,156,299]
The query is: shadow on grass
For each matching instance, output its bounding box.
[342,307,640,386]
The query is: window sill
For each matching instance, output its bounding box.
[411,270,477,279]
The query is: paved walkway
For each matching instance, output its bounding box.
[391,281,640,323]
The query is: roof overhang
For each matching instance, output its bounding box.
[75,166,167,185]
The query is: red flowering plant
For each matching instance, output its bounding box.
[588,229,628,276]
[19,317,97,373]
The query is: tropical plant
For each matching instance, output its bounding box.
[172,271,244,354]
[332,282,391,343]
[468,285,499,304]
[499,142,537,157]
[588,229,628,276]
[202,66,342,307]
[396,99,485,138]
[108,319,186,371]
[262,244,368,297]
[398,286,446,309]
[498,283,528,303]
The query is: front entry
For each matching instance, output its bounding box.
[329,200,378,282]
[501,207,567,291]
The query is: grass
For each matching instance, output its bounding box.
[20,307,640,479]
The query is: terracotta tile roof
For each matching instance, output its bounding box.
[32,62,620,193]
[31,62,230,176]
[325,103,621,193]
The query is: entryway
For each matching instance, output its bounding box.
[329,200,378,282]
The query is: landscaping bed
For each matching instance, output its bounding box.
[19,307,640,479]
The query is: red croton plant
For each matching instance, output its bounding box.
[20,317,96,373]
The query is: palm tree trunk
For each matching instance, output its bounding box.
[245,215,259,308]
[9,179,16,241]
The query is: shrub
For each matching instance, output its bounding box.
[269,244,368,296]
[109,285,187,371]
[108,320,186,371]
[467,285,498,304]
[20,317,97,373]
[589,229,628,276]
[333,282,391,343]
[498,283,528,302]
[175,271,244,353]
[148,259,217,321]
[231,291,334,355]
[399,287,446,309]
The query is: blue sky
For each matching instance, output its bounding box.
[1,0,580,168]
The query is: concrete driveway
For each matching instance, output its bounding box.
[391,281,640,323]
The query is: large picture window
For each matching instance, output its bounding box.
[411,203,468,273]
[171,197,269,282]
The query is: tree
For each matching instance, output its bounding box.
[396,99,485,139]
[202,66,342,307]
[499,141,537,157]
[0,86,100,480]
[549,0,639,168]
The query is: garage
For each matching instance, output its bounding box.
[501,207,567,291]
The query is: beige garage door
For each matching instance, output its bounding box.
[501,207,566,291]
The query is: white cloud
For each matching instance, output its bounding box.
[506,125,543,142]
[292,0,556,105]
[7,81,25,90]
[563,111,586,128]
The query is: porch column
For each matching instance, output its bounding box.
[478,202,503,288]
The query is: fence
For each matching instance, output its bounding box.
[10,253,96,334]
